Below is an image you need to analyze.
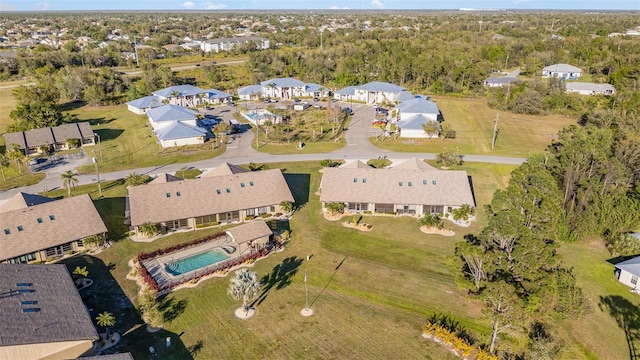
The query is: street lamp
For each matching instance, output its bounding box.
[92,150,102,197]
[94,133,103,163]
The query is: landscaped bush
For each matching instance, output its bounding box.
[245,215,255,221]
[261,213,271,218]
[195,221,219,229]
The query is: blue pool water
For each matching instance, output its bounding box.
[165,249,228,276]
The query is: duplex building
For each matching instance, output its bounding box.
[200,36,269,53]
[237,78,329,100]
[394,97,441,138]
[3,123,95,155]
[319,158,475,217]
[127,162,294,234]
[146,104,208,148]
[0,193,107,264]
[334,81,406,104]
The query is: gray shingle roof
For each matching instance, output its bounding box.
[81,353,134,360]
[0,264,98,347]
[484,76,518,85]
[128,166,294,226]
[225,220,273,244]
[149,173,183,184]
[320,158,474,207]
[616,256,640,277]
[204,89,233,99]
[0,194,107,261]
[3,123,94,150]
[335,86,357,96]
[202,162,249,177]
[0,192,55,213]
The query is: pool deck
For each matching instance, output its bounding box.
[142,235,241,288]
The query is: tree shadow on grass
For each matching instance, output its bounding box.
[599,295,640,359]
[253,256,303,307]
[158,295,189,323]
[95,128,124,142]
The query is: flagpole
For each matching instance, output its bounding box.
[301,268,314,316]
[304,269,308,309]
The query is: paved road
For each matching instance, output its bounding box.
[0,100,525,204]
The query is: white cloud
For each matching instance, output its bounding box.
[512,0,528,3]
[33,2,51,10]
[182,1,195,8]
[330,5,350,9]
[371,0,383,8]
[202,2,228,9]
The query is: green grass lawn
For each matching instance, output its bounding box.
[66,105,226,174]
[0,86,17,144]
[47,160,637,359]
[53,160,514,359]
[372,96,578,157]
[555,239,640,360]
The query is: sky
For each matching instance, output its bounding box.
[0,0,638,11]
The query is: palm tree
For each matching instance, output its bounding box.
[96,311,116,337]
[125,172,146,186]
[279,200,293,214]
[6,144,24,173]
[61,170,79,196]
[227,268,260,313]
[0,153,9,181]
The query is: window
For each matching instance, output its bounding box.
[17,225,23,232]
[3,229,9,235]
[166,192,171,198]
[216,189,221,194]
[432,180,437,185]
[632,275,638,286]
[241,182,245,187]
[246,208,256,216]
[37,218,43,223]
[49,215,55,220]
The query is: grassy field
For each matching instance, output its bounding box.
[372,96,579,157]
[50,160,639,359]
[65,105,226,174]
[0,86,17,143]
[57,160,513,359]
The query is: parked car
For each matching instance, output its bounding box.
[313,97,320,102]
[263,98,271,103]
[269,99,278,103]
[314,104,322,109]
[294,98,301,103]
[228,102,236,106]
[29,157,46,165]
[343,107,353,115]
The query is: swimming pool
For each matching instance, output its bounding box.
[165,249,229,276]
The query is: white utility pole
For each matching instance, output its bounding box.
[491,114,499,150]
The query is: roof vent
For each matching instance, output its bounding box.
[37,218,43,223]
[362,178,366,183]
[22,308,40,313]
[226,188,231,193]
[16,283,32,287]
[353,178,357,183]
[3,229,9,235]
[399,182,403,186]
[240,182,245,187]
[249,181,254,186]
[216,189,221,194]
[17,225,23,231]
[423,180,427,185]
[432,180,437,185]
[49,215,55,221]
[408,182,412,187]
[176,191,181,196]
[166,192,171,198]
